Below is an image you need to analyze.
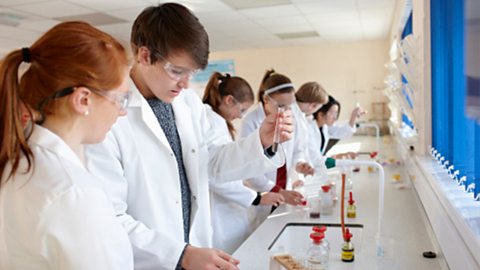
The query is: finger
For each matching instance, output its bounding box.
[217,251,240,266]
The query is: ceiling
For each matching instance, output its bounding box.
[0,0,397,55]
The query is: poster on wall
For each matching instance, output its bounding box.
[190,59,235,97]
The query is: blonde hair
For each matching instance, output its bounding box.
[295,82,328,104]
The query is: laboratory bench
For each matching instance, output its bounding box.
[233,135,449,270]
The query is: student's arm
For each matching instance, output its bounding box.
[183,92,286,183]
[329,123,356,139]
[209,181,257,208]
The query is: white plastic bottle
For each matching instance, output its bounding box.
[320,185,333,215]
[307,232,329,270]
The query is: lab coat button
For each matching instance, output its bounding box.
[191,149,195,153]
[175,201,179,204]
[170,153,174,157]
[193,195,197,200]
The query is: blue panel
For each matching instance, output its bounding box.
[191,59,235,83]
[451,0,473,177]
[431,0,452,160]
[402,12,413,38]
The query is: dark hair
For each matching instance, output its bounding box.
[0,21,128,185]
[131,3,209,68]
[257,69,294,104]
[313,95,341,120]
[203,72,254,138]
[295,82,328,104]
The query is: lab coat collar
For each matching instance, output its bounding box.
[29,125,85,168]
[125,79,173,153]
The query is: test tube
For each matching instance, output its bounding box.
[271,106,285,153]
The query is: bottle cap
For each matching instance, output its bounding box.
[370,151,378,158]
[344,228,353,241]
[312,225,327,233]
[348,191,355,205]
[310,232,324,244]
[321,185,331,193]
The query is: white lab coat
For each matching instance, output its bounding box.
[0,125,133,270]
[317,123,356,155]
[308,118,324,160]
[329,123,356,140]
[205,105,257,253]
[85,82,284,270]
[240,103,307,228]
[292,103,328,169]
[241,103,307,192]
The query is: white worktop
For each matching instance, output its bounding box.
[233,136,448,270]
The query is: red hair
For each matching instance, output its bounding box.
[0,21,128,185]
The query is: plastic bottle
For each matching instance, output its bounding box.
[307,232,329,270]
[320,185,333,215]
[309,196,321,219]
[341,229,354,262]
[328,179,338,204]
[312,226,330,251]
[346,191,356,218]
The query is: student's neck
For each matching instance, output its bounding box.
[316,119,326,127]
[130,65,155,99]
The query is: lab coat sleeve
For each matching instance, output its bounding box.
[240,110,277,192]
[329,123,356,139]
[244,177,276,193]
[209,181,257,208]
[86,132,185,270]
[208,129,285,182]
[39,188,133,270]
[185,94,284,183]
[291,109,308,166]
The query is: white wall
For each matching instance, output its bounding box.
[207,40,390,123]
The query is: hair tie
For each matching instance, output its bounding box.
[218,73,231,95]
[21,47,31,63]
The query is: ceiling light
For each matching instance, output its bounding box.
[0,13,24,27]
[276,31,319,39]
[222,0,291,10]
[54,12,127,26]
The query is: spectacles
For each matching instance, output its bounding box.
[36,86,131,124]
[265,94,293,111]
[232,97,250,117]
[155,53,198,81]
[90,89,131,112]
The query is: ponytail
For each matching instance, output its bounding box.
[0,50,34,186]
[257,69,275,102]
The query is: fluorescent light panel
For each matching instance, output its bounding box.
[54,12,127,26]
[222,0,291,10]
[276,31,319,39]
[0,13,24,27]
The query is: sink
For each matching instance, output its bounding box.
[268,222,363,269]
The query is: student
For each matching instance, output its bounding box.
[241,69,313,226]
[294,82,329,171]
[0,22,133,270]
[313,95,362,156]
[85,4,293,270]
[202,72,285,253]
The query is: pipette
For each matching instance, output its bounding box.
[271,106,285,153]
